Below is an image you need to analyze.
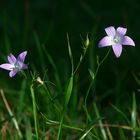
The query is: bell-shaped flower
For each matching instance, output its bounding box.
[0,51,28,77]
[99,26,135,57]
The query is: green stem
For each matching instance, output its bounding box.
[30,84,39,140]
[84,48,111,120]
[73,50,86,75]
[57,34,74,140]
[73,35,89,75]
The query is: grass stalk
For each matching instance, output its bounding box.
[30,85,39,140]
[93,102,108,140]
[0,89,23,139]
[132,92,136,140]
[57,34,74,140]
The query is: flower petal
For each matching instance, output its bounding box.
[0,64,14,70]
[105,26,116,37]
[117,27,127,36]
[17,51,27,63]
[112,44,122,58]
[21,64,28,70]
[16,61,28,70]
[122,36,135,46]
[8,53,16,64]
[98,36,112,47]
[9,69,18,77]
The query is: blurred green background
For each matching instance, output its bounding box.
[0,0,140,94]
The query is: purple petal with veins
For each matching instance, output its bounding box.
[21,64,28,70]
[17,51,27,63]
[122,36,135,46]
[0,64,14,70]
[105,26,116,37]
[17,60,28,70]
[8,54,16,64]
[9,69,18,77]
[112,44,122,58]
[99,36,112,47]
[117,27,127,36]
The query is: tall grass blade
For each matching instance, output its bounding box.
[30,85,39,140]
[57,34,74,140]
[132,92,136,140]
[0,89,23,139]
[93,102,108,140]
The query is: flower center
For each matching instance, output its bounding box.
[113,35,121,44]
[14,61,21,71]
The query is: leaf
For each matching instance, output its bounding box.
[88,69,95,80]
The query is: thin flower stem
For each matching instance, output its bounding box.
[20,71,27,78]
[84,48,111,120]
[73,49,87,75]
[73,35,89,75]
[30,84,39,140]
[57,35,89,139]
[0,89,23,139]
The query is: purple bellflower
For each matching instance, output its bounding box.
[99,26,135,57]
[0,51,28,77]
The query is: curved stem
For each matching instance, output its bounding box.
[84,48,111,120]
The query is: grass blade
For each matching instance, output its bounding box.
[30,85,39,140]
[110,103,130,124]
[57,34,74,140]
[132,92,136,140]
[93,102,108,140]
[67,33,74,73]
[79,125,100,140]
[0,89,23,139]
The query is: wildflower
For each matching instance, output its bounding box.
[99,26,135,57]
[0,51,28,77]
